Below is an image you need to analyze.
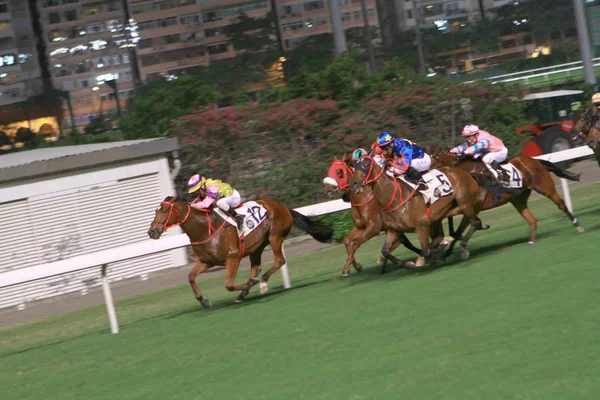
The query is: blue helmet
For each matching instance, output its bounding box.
[376,132,394,147]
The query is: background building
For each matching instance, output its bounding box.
[0,0,43,107]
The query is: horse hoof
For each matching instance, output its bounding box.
[576,226,585,233]
[481,224,491,230]
[234,298,244,303]
[259,281,269,295]
[404,261,416,269]
[355,263,363,273]
[460,249,470,261]
[342,270,350,277]
[528,241,535,246]
[376,255,386,264]
[200,299,212,310]
[415,256,426,267]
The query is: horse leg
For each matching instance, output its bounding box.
[224,258,249,303]
[442,216,470,259]
[342,225,378,276]
[456,204,487,261]
[259,234,287,294]
[235,250,264,303]
[411,224,432,268]
[458,224,478,261]
[380,229,406,273]
[509,190,537,244]
[534,183,584,233]
[188,260,213,309]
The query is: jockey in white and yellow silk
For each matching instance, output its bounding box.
[187,174,244,230]
[450,124,509,182]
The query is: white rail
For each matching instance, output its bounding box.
[0,145,595,333]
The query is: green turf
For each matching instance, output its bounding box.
[2,183,600,400]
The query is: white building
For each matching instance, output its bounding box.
[0,137,188,310]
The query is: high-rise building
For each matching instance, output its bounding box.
[0,0,43,107]
[275,0,380,50]
[38,0,136,127]
[397,0,513,32]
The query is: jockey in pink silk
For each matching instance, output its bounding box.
[187,174,245,230]
[450,124,509,182]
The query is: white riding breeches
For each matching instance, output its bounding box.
[390,153,432,176]
[216,189,241,212]
[410,153,432,172]
[481,147,508,164]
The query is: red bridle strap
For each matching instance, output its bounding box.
[326,160,354,190]
[161,201,191,230]
[355,157,417,213]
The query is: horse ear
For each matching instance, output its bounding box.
[424,144,431,154]
[332,155,338,162]
[342,153,351,162]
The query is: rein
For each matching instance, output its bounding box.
[327,160,375,207]
[160,200,228,246]
[355,156,417,213]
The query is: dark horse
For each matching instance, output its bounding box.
[430,149,583,256]
[148,196,332,308]
[570,110,600,168]
[324,154,422,276]
[349,156,496,268]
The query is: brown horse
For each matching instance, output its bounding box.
[147,196,332,308]
[570,110,600,168]
[430,149,583,254]
[348,156,494,267]
[323,154,422,276]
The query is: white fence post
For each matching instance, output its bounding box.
[280,243,291,289]
[559,178,574,213]
[101,264,120,334]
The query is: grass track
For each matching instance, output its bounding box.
[2,183,600,400]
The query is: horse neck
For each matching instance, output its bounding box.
[370,166,412,209]
[178,204,219,242]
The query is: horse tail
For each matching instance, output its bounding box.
[288,209,333,243]
[537,159,581,181]
[469,173,523,195]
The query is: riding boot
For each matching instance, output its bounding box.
[405,167,428,190]
[489,161,509,183]
[229,209,245,230]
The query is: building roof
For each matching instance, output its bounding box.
[522,90,584,100]
[0,137,179,185]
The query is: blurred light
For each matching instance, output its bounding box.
[92,86,100,91]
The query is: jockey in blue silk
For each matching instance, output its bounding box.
[373,132,431,190]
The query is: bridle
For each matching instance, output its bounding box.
[158,199,191,231]
[326,159,376,207]
[352,155,417,213]
[571,112,592,142]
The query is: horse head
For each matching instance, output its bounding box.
[349,155,384,194]
[570,111,592,142]
[147,196,190,239]
[323,155,354,198]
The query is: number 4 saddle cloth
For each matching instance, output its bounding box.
[486,162,524,189]
[399,169,453,205]
[212,201,268,236]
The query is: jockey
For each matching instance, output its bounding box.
[450,124,509,183]
[187,174,244,230]
[373,132,431,190]
[591,93,600,125]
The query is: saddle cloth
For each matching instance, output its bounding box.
[486,162,523,189]
[213,201,268,236]
[399,169,454,205]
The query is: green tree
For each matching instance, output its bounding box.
[120,75,220,139]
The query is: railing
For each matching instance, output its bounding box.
[463,58,600,86]
[0,145,595,334]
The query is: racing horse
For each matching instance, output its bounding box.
[148,196,332,308]
[324,153,422,276]
[349,155,497,268]
[570,110,600,168]
[430,149,583,255]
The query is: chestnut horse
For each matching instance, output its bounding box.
[430,150,583,254]
[349,156,494,268]
[147,196,332,308]
[324,154,422,276]
[570,110,600,168]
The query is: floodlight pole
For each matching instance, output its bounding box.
[573,0,597,84]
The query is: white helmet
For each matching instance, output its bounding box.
[592,93,600,104]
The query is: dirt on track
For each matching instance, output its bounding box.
[1,159,599,329]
